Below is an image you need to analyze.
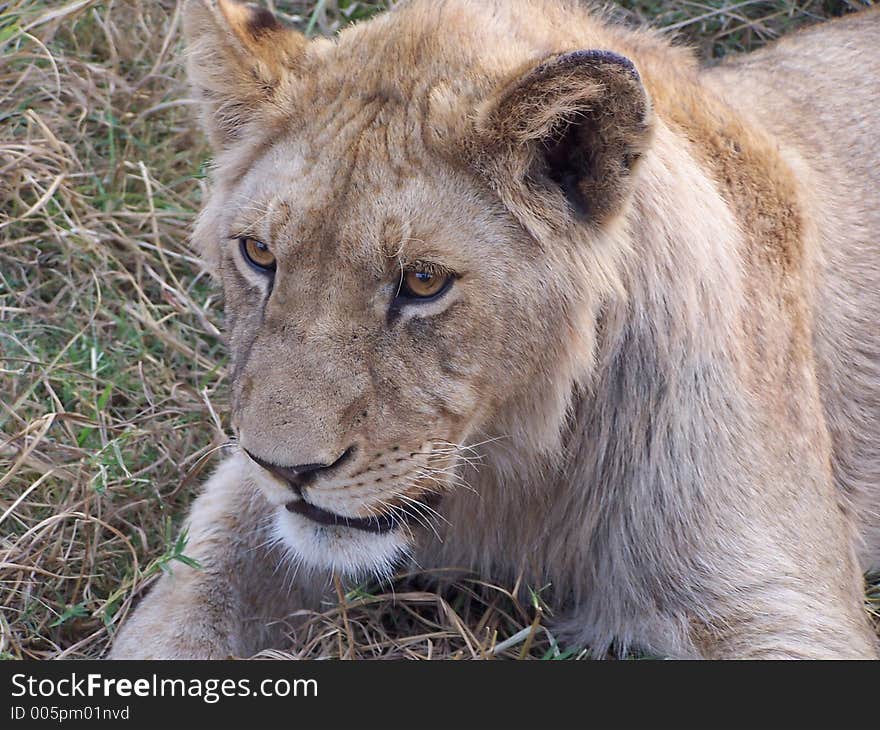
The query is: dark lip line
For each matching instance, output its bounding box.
[286,492,443,535]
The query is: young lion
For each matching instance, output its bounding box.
[110,0,880,659]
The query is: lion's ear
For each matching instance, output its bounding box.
[470,50,653,227]
[182,0,306,151]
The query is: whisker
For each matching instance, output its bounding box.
[378,497,440,540]
[375,499,423,541]
[182,439,238,479]
[417,467,478,497]
[396,491,450,528]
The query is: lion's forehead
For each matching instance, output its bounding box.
[228,113,418,222]
[220,122,518,279]
[300,0,609,102]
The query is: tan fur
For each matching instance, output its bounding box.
[110,0,880,660]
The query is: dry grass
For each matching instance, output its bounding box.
[1,0,877,660]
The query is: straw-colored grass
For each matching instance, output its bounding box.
[1,0,877,660]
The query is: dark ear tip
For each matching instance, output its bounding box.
[246,4,283,35]
[548,49,641,82]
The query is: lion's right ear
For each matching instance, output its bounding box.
[466,50,653,233]
[183,0,306,151]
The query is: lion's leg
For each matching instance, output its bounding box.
[108,454,324,659]
[554,491,879,659]
[683,523,879,659]
[566,573,878,659]
[695,580,879,660]
[595,565,879,659]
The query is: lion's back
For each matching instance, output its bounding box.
[709,9,880,568]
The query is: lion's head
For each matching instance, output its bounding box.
[183,0,653,576]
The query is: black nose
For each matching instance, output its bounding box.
[243,446,355,495]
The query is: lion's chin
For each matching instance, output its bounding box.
[272,508,412,578]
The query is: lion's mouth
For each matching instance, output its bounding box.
[285,493,442,535]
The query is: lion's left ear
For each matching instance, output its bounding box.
[469,50,653,228]
[183,0,307,151]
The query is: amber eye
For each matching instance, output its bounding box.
[399,269,452,300]
[239,237,276,273]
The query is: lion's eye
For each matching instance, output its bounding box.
[399,269,451,300]
[239,237,276,273]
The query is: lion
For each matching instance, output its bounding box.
[109,0,880,659]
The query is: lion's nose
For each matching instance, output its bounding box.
[243,446,355,496]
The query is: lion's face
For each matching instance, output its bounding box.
[185,0,651,575]
[205,128,576,575]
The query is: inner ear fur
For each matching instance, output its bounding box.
[182,0,307,151]
[472,50,654,226]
